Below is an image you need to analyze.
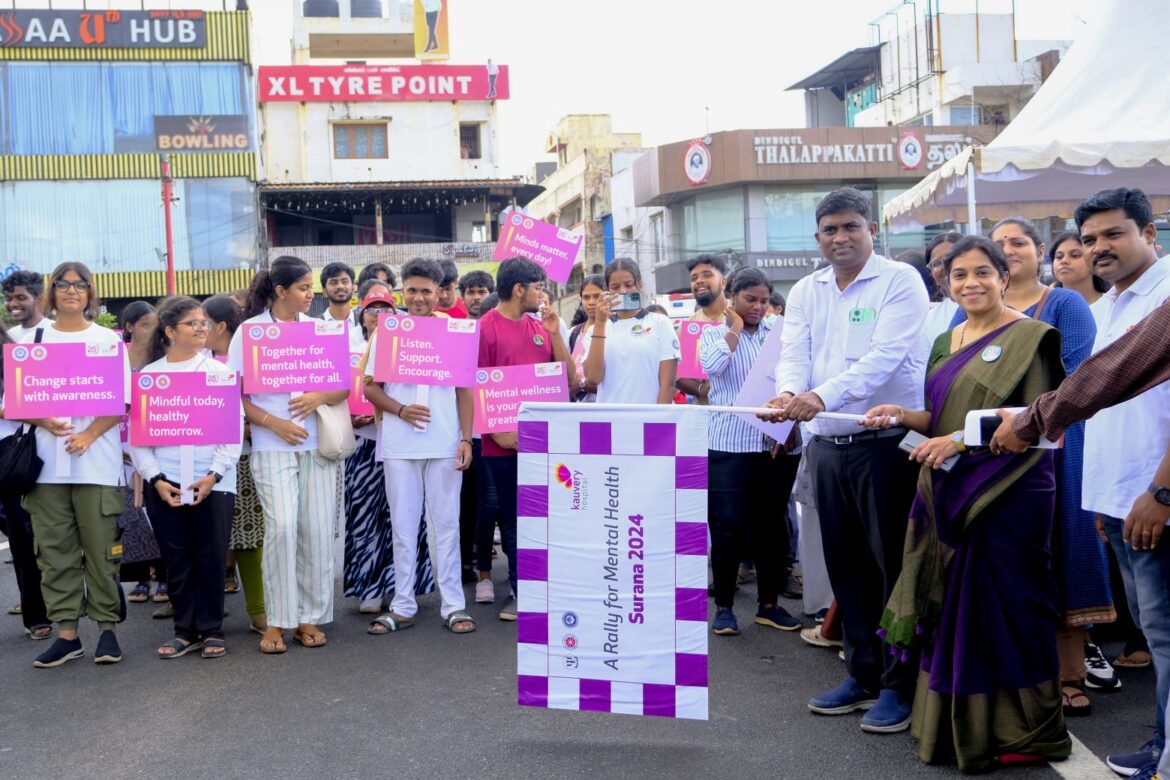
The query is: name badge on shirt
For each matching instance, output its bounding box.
[845,308,877,360]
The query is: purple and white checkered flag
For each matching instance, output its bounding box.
[515,403,709,720]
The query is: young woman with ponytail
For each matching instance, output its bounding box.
[227,257,349,654]
[131,297,243,659]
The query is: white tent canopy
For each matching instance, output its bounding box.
[884,0,1170,231]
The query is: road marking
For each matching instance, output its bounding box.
[1053,732,1116,779]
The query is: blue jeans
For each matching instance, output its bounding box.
[1102,514,1170,752]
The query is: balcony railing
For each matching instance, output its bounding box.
[268,241,495,269]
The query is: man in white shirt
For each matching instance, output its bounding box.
[363,258,475,635]
[3,269,49,341]
[1075,187,1170,778]
[764,187,928,734]
[320,261,364,352]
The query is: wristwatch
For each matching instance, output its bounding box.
[207,470,224,484]
[950,431,967,453]
[1149,483,1170,507]
[148,473,167,487]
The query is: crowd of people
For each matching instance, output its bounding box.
[1,185,1168,777]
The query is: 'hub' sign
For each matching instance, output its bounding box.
[0,10,206,49]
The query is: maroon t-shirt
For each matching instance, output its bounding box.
[478,308,554,456]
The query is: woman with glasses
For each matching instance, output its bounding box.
[23,263,131,668]
[131,297,242,659]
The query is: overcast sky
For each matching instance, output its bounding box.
[255,0,1097,177]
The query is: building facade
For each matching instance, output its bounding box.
[523,115,643,301]
[632,125,997,297]
[791,4,1066,129]
[255,0,539,277]
[0,5,260,303]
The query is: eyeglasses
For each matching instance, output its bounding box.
[522,282,546,291]
[53,279,91,291]
[176,319,212,331]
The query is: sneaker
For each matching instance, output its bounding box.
[152,582,170,603]
[1085,643,1122,690]
[475,579,495,604]
[712,607,739,636]
[152,603,174,620]
[33,637,84,668]
[800,625,843,648]
[808,676,878,715]
[860,689,912,733]
[755,605,801,631]
[93,630,122,665]
[498,594,517,622]
[814,608,828,624]
[1107,740,1161,777]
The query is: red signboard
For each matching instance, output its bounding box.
[258,64,509,103]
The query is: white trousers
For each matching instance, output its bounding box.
[794,455,833,616]
[251,450,340,629]
[383,458,464,620]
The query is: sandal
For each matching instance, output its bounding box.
[293,626,327,648]
[224,570,239,594]
[1061,682,1091,717]
[259,628,287,654]
[201,638,226,659]
[7,604,21,615]
[157,637,203,659]
[446,611,476,634]
[367,612,414,635]
[128,583,151,603]
[249,618,268,636]
[1114,649,1152,668]
[152,582,170,603]
[25,624,53,641]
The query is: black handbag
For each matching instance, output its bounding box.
[0,424,44,495]
[0,328,44,495]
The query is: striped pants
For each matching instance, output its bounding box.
[251,450,340,629]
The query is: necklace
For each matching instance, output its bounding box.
[959,306,1007,347]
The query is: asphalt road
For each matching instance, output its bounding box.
[0,540,1144,779]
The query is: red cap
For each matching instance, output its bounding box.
[361,286,395,309]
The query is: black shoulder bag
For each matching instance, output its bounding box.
[0,328,45,495]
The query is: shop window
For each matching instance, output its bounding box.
[459,123,481,159]
[334,123,388,159]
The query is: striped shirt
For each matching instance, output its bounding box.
[699,317,772,453]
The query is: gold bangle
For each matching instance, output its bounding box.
[260,413,270,427]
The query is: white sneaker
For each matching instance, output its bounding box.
[475,579,495,604]
[1085,642,1121,690]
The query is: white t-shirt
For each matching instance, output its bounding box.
[227,311,318,453]
[595,311,681,404]
[129,354,244,495]
[365,330,461,460]
[322,308,366,353]
[24,322,130,487]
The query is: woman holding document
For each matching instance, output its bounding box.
[131,296,243,660]
[23,262,130,668]
[861,236,1070,771]
[228,255,349,654]
[698,268,802,638]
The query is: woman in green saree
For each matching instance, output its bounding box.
[862,235,1071,772]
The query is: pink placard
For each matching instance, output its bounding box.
[474,362,569,434]
[129,372,241,447]
[241,320,348,394]
[348,352,375,415]
[492,212,582,284]
[3,342,126,420]
[678,321,720,379]
[373,313,479,388]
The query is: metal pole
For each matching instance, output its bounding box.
[966,159,978,236]
[161,154,177,296]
